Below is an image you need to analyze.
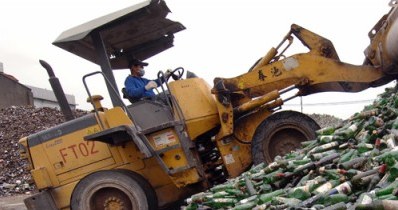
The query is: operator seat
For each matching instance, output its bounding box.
[121,87,139,103]
[122,87,171,105]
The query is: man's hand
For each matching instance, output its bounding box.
[145,81,158,90]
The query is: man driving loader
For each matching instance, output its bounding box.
[123,58,169,102]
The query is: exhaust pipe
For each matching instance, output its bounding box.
[39,60,75,121]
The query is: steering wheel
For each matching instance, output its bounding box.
[167,67,185,81]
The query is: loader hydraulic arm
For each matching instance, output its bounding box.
[212,1,398,137]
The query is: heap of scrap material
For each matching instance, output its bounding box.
[0,106,87,196]
[183,85,398,210]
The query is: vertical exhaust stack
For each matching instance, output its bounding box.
[39,60,75,121]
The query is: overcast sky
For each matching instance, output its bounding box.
[0,0,395,119]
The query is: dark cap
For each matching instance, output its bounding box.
[128,58,148,68]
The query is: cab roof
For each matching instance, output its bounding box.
[53,0,185,69]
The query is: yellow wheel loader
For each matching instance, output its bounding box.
[18,0,398,209]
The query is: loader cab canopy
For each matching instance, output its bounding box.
[53,0,185,107]
[53,0,184,69]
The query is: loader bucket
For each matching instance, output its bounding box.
[365,2,398,74]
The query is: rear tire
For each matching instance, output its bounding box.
[70,170,156,210]
[251,110,320,164]
[115,169,158,210]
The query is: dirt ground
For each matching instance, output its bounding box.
[0,195,183,210]
[0,195,28,210]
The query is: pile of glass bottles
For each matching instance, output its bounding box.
[183,86,398,210]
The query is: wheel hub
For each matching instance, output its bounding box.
[104,197,125,210]
[276,140,298,156]
[267,127,307,161]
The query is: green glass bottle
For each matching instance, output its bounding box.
[258,189,286,204]
[308,141,340,155]
[369,138,381,157]
[284,151,304,160]
[297,193,325,208]
[373,171,391,191]
[232,201,257,210]
[284,159,312,171]
[319,194,349,206]
[316,126,336,135]
[391,116,398,130]
[381,134,397,149]
[251,203,268,210]
[318,135,345,144]
[355,130,372,144]
[226,189,246,198]
[373,96,388,108]
[356,142,374,154]
[318,168,342,180]
[355,200,398,210]
[289,176,326,200]
[288,185,312,200]
[249,162,267,173]
[375,178,398,197]
[364,116,384,131]
[393,94,398,107]
[271,196,301,207]
[383,106,398,119]
[373,149,398,163]
[301,140,319,153]
[210,182,237,192]
[257,183,272,194]
[310,150,338,161]
[351,166,384,187]
[292,162,316,175]
[353,192,374,208]
[347,149,359,162]
[243,175,256,195]
[350,109,379,121]
[339,169,361,180]
[334,120,364,139]
[338,149,356,163]
[296,170,315,186]
[185,192,213,203]
[377,194,398,200]
[329,181,353,195]
[366,165,386,192]
[338,138,356,150]
[338,157,367,170]
[233,195,259,210]
[262,161,286,174]
[313,179,340,195]
[261,168,284,184]
[322,202,347,210]
[202,198,238,208]
[212,191,230,198]
[291,158,312,165]
[301,139,318,147]
[387,160,398,182]
[182,203,198,210]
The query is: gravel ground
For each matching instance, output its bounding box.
[309,113,343,128]
[0,195,28,210]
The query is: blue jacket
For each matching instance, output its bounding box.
[124,75,161,100]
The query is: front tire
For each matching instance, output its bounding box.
[251,110,320,164]
[71,170,156,210]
